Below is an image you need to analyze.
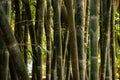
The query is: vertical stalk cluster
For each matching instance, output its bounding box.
[0,0,119,80]
[89,0,99,80]
[75,0,86,80]
[100,0,112,80]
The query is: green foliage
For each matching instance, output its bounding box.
[30,0,36,21]
[116,53,120,79]
[115,11,120,79]
[115,12,120,35]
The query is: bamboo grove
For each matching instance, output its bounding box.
[0,0,120,80]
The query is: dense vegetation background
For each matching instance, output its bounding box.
[0,0,120,80]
